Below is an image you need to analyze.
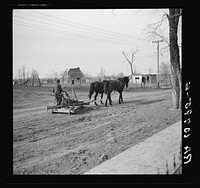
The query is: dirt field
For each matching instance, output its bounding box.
[13,85,181,174]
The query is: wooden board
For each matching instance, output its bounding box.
[47,101,90,111]
[51,105,83,114]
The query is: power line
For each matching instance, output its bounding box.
[16,10,141,42]
[14,21,134,47]
[14,21,135,46]
[30,10,141,40]
[14,15,137,45]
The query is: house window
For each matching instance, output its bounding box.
[135,77,140,80]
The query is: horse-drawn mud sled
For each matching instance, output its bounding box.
[47,88,90,114]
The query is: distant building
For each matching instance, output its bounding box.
[84,77,92,83]
[131,74,143,84]
[131,74,157,87]
[42,80,48,85]
[68,67,84,85]
[146,74,157,85]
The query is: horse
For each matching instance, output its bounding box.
[88,81,105,106]
[103,76,130,107]
[141,76,146,88]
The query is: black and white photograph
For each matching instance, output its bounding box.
[12,8,184,177]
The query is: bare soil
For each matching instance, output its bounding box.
[13,85,181,174]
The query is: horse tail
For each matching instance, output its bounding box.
[88,82,95,100]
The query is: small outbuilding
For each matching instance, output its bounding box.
[131,74,143,84]
[145,74,157,85]
[68,67,84,85]
[131,74,157,87]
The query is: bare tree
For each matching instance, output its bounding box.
[123,48,139,82]
[144,11,169,45]
[98,67,106,81]
[83,71,92,79]
[145,9,182,109]
[59,68,68,84]
[16,66,32,86]
[50,71,60,83]
[167,9,182,109]
[148,67,154,74]
[25,71,31,86]
[31,69,36,86]
[22,65,26,85]
[160,62,171,86]
[30,69,40,86]
[160,62,170,74]
[63,68,68,83]
[18,68,22,85]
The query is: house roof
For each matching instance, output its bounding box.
[68,67,84,79]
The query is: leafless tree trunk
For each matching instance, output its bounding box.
[31,73,35,86]
[22,66,25,85]
[98,67,106,81]
[60,71,65,84]
[123,49,139,83]
[60,68,68,84]
[167,9,182,109]
[18,68,22,85]
[144,9,181,108]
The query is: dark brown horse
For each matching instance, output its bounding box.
[103,76,130,107]
[88,81,104,106]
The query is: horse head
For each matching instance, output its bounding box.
[123,76,130,88]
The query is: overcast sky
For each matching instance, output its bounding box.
[13,9,176,78]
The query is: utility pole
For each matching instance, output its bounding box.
[152,39,164,88]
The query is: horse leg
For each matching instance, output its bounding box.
[105,93,111,107]
[118,92,122,104]
[118,92,121,104]
[105,96,108,107]
[94,92,98,106]
[109,95,112,105]
[100,92,104,104]
[107,93,112,105]
[120,92,123,103]
[89,90,94,101]
[108,93,112,105]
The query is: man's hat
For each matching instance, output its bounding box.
[56,79,60,83]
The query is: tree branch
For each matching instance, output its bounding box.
[131,49,139,62]
[123,49,139,65]
[146,25,169,45]
[148,13,168,31]
[167,9,182,19]
[123,51,132,64]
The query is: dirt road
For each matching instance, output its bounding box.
[13,86,181,174]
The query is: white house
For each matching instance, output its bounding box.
[131,74,143,84]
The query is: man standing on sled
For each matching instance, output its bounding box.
[53,79,64,105]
